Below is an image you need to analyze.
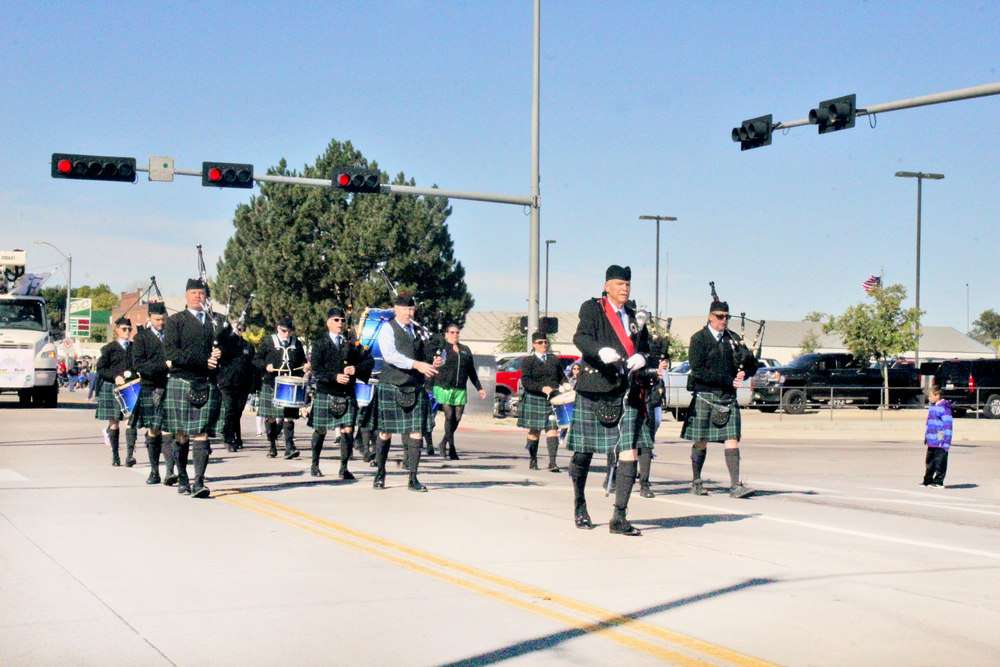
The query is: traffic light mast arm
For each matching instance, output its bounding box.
[130,165,534,206]
[768,81,1000,132]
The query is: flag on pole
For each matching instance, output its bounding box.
[862,275,881,293]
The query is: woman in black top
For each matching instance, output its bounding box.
[431,324,486,460]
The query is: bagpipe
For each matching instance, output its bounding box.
[709,281,766,372]
[117,275,166,321]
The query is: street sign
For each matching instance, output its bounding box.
[69,298,92,338]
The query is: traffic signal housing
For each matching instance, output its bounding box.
[202,162,254,188]
[731,115,772,151]
[808,94,856,134]
[333,167,381,194]
[51,153,137,183]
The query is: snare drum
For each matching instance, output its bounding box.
[354,381,375,407]
[550,390,576,430]
[357,307,395,374]
[273,375,307,408]
[114,379,142,417]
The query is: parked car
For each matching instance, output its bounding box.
[662,360,754,420]
[933,358,1000,418]
[494,353,578,417]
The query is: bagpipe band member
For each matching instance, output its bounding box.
[217,320,256,453]
[95,316,138,468]
[255,316,308,460]
[310,307,374,479]
[517,331,563,472]
[163,278,226,498]
[373,293,443,492]
[131,301,170,484]
[681,298,758,498]
[566,264,652,536]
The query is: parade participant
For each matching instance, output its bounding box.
[566,265,651,536]
[255,316,308,460]
[218,321,256,453]
[131,302,170,484]
[432,324,486,460]
[310,307,374,479]
[681,298,758,498]
[372,294,442,491]
[517,332,563,471]
[95,316,138,467]
[163,278,225,498]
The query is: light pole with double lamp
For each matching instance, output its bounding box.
[33,240,72,342]
[638,215,677,321]
[894,171,944,367]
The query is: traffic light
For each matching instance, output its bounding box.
[51,153,136,183]
[808,94,856,134]
[540,316,559,334]
[333,167,381,194]
[731,115,772,151]
[202,162,254,188]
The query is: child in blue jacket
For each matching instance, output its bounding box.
[922,386,953,487]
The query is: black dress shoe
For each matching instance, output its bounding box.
[529,459,538,470]
[548,464,561,473]
[177,484,192,495]
[609,518,642,536]
[125,457,136,468]
[339,469,355,481]
[692,481,708,496]
[574,511,594,529]
[639,485,655,498]
[373,477,385,489]
[284,450,300,460]
[163,474,178,487]
[267,447,278,458]
[310,466,324,477]
[191,485,211,499]
[408,480,428,492]
[146,473,161,485]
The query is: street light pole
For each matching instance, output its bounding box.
[544,239,556,317]
[638,215,677,321]
[895,171,944,367]
[34,240,72,342]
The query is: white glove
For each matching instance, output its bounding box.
[626,354,646,371]
[598,347,621,364]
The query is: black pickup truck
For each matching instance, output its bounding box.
[751,352,922,414]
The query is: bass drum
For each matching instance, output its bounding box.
[357,307,396,374]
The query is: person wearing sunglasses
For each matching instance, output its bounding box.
[309,307,374,479]
[517,331,564,471]
[681,299,759,498]
[431,324,486,461]
[95,316,138,467]
[130,301,170,483]
[255,315,309,460]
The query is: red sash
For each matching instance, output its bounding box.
[601,298,635,357]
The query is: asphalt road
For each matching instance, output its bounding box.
[2,396,1000,666]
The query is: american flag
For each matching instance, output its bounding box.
[862,275,881,293]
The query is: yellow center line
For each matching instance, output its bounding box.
[222,492,776,667]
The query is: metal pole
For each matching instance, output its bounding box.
[966,283,970,333]
[916,175,921,368]
[639,215,677,321]
[526,0,541,351]
[544,239,555,317]
[66,254,72,343]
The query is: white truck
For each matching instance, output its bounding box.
[1,250,60,407]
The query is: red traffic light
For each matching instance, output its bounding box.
[51,153,136,183]
[208,167,223,182]
[333,167,381,194]
[337,173,351,187]
[202,162,254,189]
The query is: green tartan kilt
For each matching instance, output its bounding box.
[312,389,358,431]
[258,380,301,420]
[95,382,124,421]
[164,377,221,436]
[377,383,428,435]
[680,390,742,443]
[517,393,556,430]
[130,384,166,431]
[565,391,653,454]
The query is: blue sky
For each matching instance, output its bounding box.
[3,1,997,331]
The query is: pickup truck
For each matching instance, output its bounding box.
[751,352,922,414]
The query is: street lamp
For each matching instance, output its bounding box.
[895,171,944,367]
[33,240,72,342]
[544,239,556,317]
[638,215,677,321]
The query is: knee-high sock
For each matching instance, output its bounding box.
[613,460,638,514]
[267,421,279,446]
[691,446,707,482]
[724,448,741,488]
[407,435,422,482]
[146,433,161,468]
[340,432,354,469]
[527,438,539,460]
[546,435,559,467]
[638,447,652,486]
[176,441,190,484]
[163,436,176,476]
[192,440,209,486]
[283,420,295,451]
[125,427,137,459]
[569,452,593,512]
[311,430,326,467]
[108,427,120,457]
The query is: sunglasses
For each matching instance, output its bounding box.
[330,317,345,322]
[712,313,731,320]
[534,340,548,345]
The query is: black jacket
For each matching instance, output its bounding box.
[164,310,226,382]
[572,297,649,396]
[310,333,375,395]
[255,334,307,383]
[433,343,483,392]
[218,336,256,391]
[96,340,136,384]
[688,326,758,399]
[519,353,562,397]
[131,326,169,389]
